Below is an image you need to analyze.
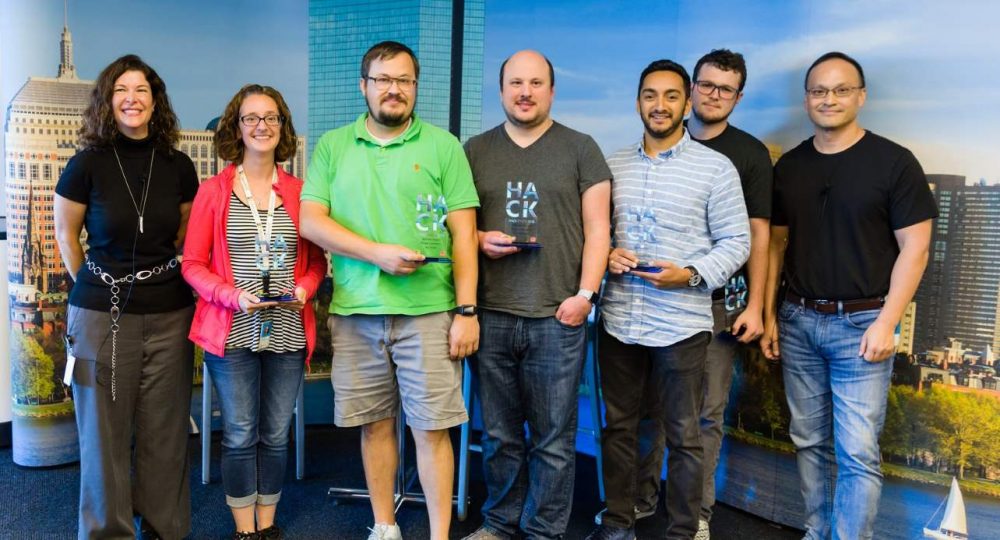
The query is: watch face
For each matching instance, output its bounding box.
[686,267,702,287]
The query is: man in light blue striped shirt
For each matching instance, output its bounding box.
[586,59,749,540]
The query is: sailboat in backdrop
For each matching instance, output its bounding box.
[923,476,968,539]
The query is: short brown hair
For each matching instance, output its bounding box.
[361,41,420,79]
[79,54,179,152]
[213,84,298,164]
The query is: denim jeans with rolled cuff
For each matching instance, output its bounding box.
[204,347,305,508]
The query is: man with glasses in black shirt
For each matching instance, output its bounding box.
[761,51,937,540]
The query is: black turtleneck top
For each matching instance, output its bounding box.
[56,134,199,313]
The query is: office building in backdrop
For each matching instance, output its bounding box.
[4,18,305,307]
[913,174,1000,356]
[308,0,485,154]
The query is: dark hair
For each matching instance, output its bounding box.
[499,53,555,88]
[637,59,691,99]
[361,41,420,79]
[213,84,298,164]
[805,51,866,89]
[79,54,179,152]
[693,49,748,92]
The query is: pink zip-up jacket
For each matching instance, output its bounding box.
[182,163,327,360]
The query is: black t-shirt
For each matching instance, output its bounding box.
[692,123,773,305]
[772,131,938,300]
[56,134,199,313]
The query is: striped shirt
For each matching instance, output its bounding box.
[225,192,305,352]
[601,132,750,347]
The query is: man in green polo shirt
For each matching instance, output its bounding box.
[300,41,480,540]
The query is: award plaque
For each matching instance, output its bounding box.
[415,193,452,263]
[256,234,292,300]
[505,180,541,248]
[625,205,661,272]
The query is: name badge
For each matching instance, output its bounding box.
[63,336,76,386]
[258,320,273,351]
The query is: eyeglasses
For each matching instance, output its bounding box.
[694,80,738,100]
[806,86,864,99]
[240,114,284,127]
[365,76,418,91]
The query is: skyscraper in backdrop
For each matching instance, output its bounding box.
[914,174,1000,356]
[308,0,485,155]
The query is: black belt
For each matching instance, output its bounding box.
[786,292,884,314]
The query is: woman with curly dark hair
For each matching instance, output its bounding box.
[182,84,325,540]
[54,54,198,539]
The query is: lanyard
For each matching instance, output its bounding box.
[236,165,279,269]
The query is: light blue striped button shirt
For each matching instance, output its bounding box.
[601,131,750,347]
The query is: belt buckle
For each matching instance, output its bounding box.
[813,299,836,313]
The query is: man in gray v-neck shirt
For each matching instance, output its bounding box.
[461,50,612,540]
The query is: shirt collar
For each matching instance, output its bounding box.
[353,113,421,146]
[634,129,691,162]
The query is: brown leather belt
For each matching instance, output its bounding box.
[786,292,884,314]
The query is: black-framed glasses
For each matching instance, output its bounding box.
[694,80,738,100]
[365,76,418,91]
[806,86,864,99]
[240,114,284,127]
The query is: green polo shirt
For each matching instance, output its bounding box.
[303,113,479,316]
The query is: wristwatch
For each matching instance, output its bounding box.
[454,304,478,316]
[576,288,596,303]
[684,266,703,288]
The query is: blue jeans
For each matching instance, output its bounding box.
[472,309,587,539]
[204,348,305,508]
[777,300,892,540]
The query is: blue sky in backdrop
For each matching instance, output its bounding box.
[480,0,999,183]
[3,0,997,183]
[1,0,307,132]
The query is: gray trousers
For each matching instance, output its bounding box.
[635,299,739,522]
[68,305,194,540]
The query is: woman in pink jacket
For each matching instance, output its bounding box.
[182,84,326,540]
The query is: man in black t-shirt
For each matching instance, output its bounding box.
[762,52,937,540]
[602,49,773,540]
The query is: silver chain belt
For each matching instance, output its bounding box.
[85,256,179,401]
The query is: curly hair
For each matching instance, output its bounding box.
[693,49,748,92]
[79,54,179,152]
[213,84,297,164]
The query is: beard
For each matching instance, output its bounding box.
[367,95,410,127]
[642,111,684,140]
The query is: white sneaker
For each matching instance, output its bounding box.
[367,523,402,540]
[693,519,710,540]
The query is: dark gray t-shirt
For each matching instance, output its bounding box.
[464,122,612,318]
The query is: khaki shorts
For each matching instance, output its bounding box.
[329,312,468,431]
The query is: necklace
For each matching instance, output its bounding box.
[112,144,155,234]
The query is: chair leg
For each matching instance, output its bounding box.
[295,372,305,480]
[457,360,473,521]
[586,341,605,502]
[201,364,212,485]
